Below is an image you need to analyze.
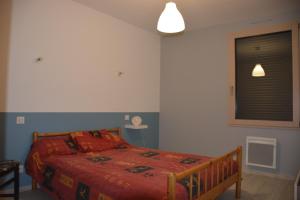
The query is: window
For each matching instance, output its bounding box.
[229,23,299,128]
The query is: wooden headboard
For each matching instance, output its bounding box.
[33,127,122,142]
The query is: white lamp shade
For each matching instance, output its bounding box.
[157,2,185,33]
[252,64,265,77]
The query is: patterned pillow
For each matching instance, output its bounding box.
[99,129,128,144]
[70,131,89,138]
[34,138,75,157]
[73,134,116,153]
[87,130,102,138]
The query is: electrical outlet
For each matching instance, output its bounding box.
[124,115,130,120]
[16,116,25,124]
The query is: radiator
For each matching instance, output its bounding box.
[246,136,277,169]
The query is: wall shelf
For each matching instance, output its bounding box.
[125,124,148,129]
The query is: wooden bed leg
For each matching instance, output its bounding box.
[167,173,176,200]
[32,179,37,190]
[235,146,242,199]
[235,179,241,199]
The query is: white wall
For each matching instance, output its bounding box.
[160,15,300,178]
[6,0,160,112]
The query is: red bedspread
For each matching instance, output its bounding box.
[28,146,212,200]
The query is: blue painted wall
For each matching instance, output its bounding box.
[0,112,159,187]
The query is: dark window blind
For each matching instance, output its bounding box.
[235,31,293,121]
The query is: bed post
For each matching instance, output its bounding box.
[32,180,37,190]
[33,132,38,143]
[235,146,242,199]
[167,173,176,200]
[32,132,38,190]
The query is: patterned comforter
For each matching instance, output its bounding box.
[29,145,212,200]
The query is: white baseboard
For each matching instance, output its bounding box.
[243,168,295,181]
[0,184,32,194]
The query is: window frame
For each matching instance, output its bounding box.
[228,22,299,128]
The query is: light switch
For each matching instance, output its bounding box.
[16,116,25,124]
[124,115,130,120]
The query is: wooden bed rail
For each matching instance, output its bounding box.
[168,146,242,200]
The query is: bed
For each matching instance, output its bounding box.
[26,128,242,200]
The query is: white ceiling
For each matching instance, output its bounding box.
[73,0,300,32]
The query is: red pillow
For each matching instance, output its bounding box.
[100,129,128,144]
[74,135,116,153]
[70,131,89,138]
[34,138,75,157]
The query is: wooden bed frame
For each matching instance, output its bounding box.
[31,128,242,200]
[167,147,242,200]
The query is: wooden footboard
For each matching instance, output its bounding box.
[168,146,242,200]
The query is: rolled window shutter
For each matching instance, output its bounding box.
[235,31,293,121]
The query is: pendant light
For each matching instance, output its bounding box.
[157,2,185,33]
[252,64,265,77]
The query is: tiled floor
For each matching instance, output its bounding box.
[218,173,294,200]
[3,173,294,200]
